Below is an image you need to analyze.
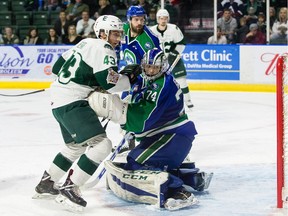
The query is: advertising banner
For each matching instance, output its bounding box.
[183,44,240,80]
[240,45,287,84]
[0,45,71,81]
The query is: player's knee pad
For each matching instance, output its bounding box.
[175,77,188,88]
[61,142,86,162]
[85,134,112,164]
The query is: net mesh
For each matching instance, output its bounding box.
[281,54,288,207]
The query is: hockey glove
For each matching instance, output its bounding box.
[167,50,180,64]
[88,91,128,125]
[119,64,142,84]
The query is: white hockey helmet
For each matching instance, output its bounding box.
[156,9,170,22]
[94,15,123,39]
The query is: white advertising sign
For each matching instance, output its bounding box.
[0,45,71,81]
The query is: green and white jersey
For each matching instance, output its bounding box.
[50,38,130,108]
[149,23,186,56]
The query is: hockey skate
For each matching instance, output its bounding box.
[55,178,87,212]
[33,170,59,199]
[164,187,199,211]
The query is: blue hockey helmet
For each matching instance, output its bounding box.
[141,48,168,81]
[126,5,147,21]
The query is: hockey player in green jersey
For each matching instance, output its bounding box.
[33,15,141,212]
[150,9,194,110]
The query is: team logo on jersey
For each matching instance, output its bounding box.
[107,68,120,84]
[124,49,137,64]
[144,42,153,50]
[151,83,159,90]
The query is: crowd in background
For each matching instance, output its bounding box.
[0,0,287,46]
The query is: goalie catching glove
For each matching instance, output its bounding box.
[88,92,128,125]
[119,64,142,84]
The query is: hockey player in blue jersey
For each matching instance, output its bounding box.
[122,5,161,65]
[120,5,162,149]
[88,48,212,210]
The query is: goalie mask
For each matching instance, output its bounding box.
[94,15,123,39]
[141,48,168,82]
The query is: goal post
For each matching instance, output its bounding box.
[276,54,288,209]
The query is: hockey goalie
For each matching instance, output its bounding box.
[88,48,213,210]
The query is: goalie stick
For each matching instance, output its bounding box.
[82,132,133,189]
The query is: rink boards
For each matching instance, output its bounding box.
[0,44,286,92]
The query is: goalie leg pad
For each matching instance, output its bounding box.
[104,160,170,208]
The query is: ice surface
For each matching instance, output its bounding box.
[0,89,287,216]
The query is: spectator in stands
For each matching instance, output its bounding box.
[257,12,266,34]
[164,0,178,24]
[244,6,258,27]
[270,7,288,41]
[139,0,152,14]
[76,10,95,38]
[93,0,114,21]
[269,7,276,33]
[270,24,288,45]
[65,0,89,24]
[146,7,157,26]
[243,0,265,16]
[59,0,70,10]
[46,0,62,11]
[62,24,83,44]
[53,10,70,39]
[23,27,44,45]
[244,23,266,44]
[217,8,238,44]
[82,0,98,17]
[1,26,20,45]
[44,27,62,44]
[207,26,228,44]
[217,0,245,20]
[235,16,249,43]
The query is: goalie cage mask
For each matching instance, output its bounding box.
[141,48,168,82]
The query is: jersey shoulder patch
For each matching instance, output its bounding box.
[104,43,114,50]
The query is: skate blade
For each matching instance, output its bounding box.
[164,196,199,211]
[55,194,84,213]
[32,192,58,200]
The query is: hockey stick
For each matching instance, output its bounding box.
[166,53,181,75]
[82,132,133,189]
[0,89,45,97]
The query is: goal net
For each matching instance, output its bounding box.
[276,54,288,209]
